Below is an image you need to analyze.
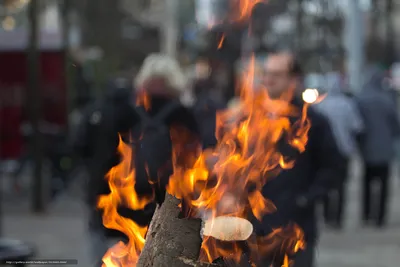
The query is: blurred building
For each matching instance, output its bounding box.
[0,0,68,159]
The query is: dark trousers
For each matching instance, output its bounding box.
[323,159,349,227]
[362,163,390,226]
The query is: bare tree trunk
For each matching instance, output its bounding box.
[28,0,45,213]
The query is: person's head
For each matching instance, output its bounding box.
[363,64,387,92]
[262,50,302,99]
[134,53,189,99]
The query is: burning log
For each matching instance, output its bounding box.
[137,193,224,267]
[137,193,255,266]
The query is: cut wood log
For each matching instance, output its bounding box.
[137,193,224,267]
[203,216,253,241]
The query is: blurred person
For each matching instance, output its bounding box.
[75,54,207,266]
[12,108,65,198]
[304,73,325,90]
[220,51,342,266]
[192,58,227,148]
[131,53,204,205]
[193,59,227,105]
[68,94,93,145]
[227,57,265,107]
[73,82,136,267]
[248,51,342,267]
[356,66,400,228]
[314,72,364,229]
[390,62,400,97]
[244,2,272,55]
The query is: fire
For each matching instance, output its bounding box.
[236,0,264,21]
[97,137,153,266]
[167,54,311,264]
[99,0,314,266]
[217,0,264,50]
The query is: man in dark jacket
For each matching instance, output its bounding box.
[253,51,343,266]
[357,66,400,227]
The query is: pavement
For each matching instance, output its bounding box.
[316,159,400,267]
[1,159,400,267]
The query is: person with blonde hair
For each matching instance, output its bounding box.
[130,52,215,236]
[79,54,208,266]
[134,53,194,107]
[132,52,204,187]
[131,52,214,223]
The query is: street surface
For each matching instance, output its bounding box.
[1,159,400,267]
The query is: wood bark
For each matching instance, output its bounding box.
[137,193,223,267]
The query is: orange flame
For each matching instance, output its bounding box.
[97,137,152,266]
[135,91,150,110]
[236,0,264,21]
[167,53,311,263]
[217,35,225,49]
[208,0,264,29]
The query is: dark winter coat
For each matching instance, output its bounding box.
[74,88,205,238]
[252,98,344,243]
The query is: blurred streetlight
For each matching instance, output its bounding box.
[302,88,319,104]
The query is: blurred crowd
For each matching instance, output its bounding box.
[0,0,399,266]
[0,44,400,267]
[46,50,396,266]
[2,44,400,267]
